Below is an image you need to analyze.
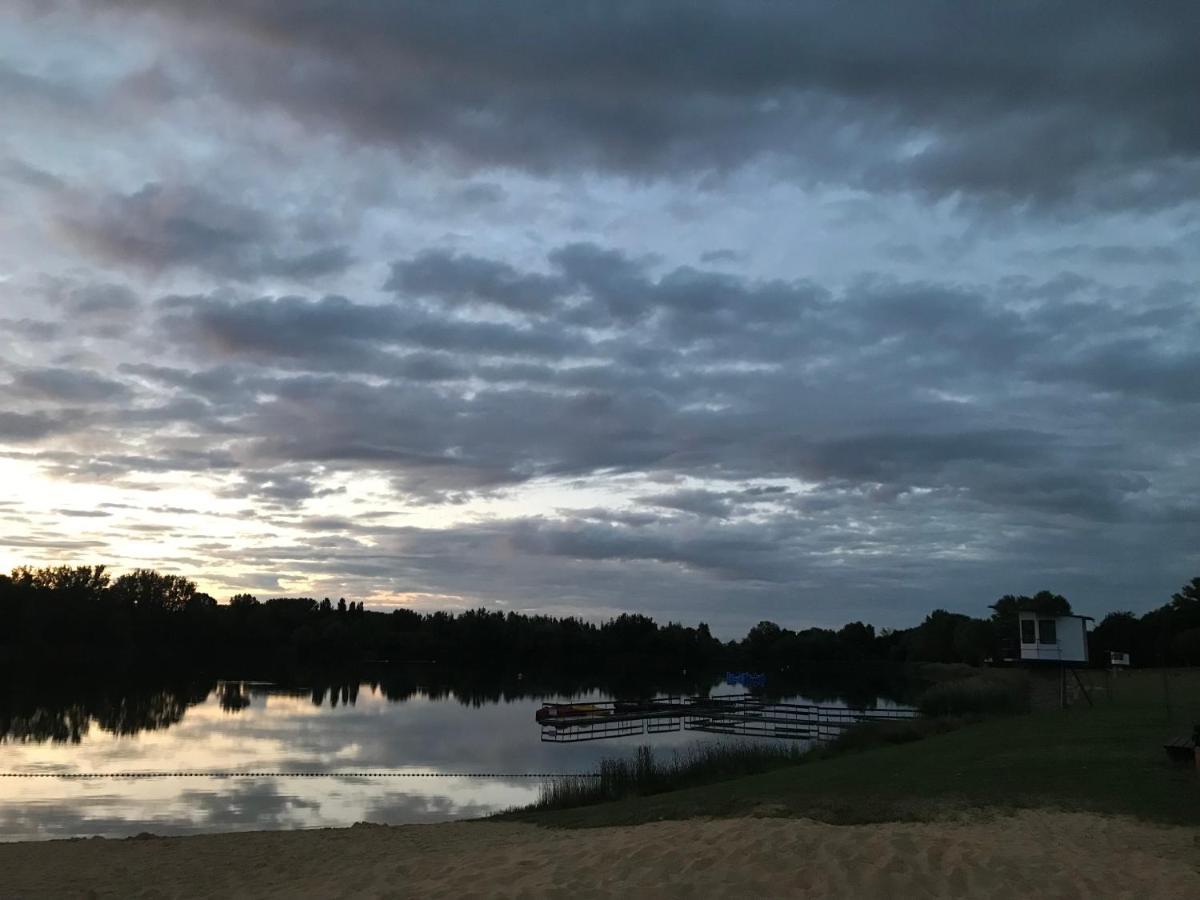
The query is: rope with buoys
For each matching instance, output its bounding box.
[0,770,599,779]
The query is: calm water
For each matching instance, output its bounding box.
[0,671,914,841]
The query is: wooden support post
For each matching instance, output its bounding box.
[1070,668,1093,707]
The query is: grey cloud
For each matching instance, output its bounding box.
[1035,339,1200,405]
[0,157,66,192]
[0,533,108,550]
[0,319,62,341]
[157,292,588,367]
[638,485,794,520]
[639,489,735,520]
[82,1,1200,208]
[219,469,346,507]
[0,57,90,112]
[52,282,140,318]
[1047,244,1185,267]
[22,449,238,483]
[9,367,131,403]
[386,250,565,313]
[792,430,1051,484]
[131,247,1200,533]
[509,516,831,583]
[117,363,257,410]
[699,250,742,265]
[3,0,1198,642]
[57,182,353,281]
[452,182,507,208]
[0,411,71,442]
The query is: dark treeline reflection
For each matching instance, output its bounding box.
[0,676,210,745]
[0,664,919,746]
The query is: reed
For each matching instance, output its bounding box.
[533,740,807,811]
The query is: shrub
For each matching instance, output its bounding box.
[917,673,1029,717]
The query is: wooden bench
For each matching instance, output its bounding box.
[1163,728,1200,766]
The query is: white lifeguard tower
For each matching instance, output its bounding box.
[1015,611,1092,665]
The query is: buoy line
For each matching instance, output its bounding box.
[0,771,600,779]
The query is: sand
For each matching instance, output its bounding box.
[0,810,1197,899]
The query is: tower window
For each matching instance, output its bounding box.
[1038,619,1057,645]
[1020,619,1035,644]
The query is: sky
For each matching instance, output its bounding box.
[1,1,1198,635]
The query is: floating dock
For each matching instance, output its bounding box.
[536,693,918,742]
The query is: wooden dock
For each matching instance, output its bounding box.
[536,694,918,743]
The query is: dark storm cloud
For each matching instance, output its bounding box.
[57,182,353,281]
[90,1,1200,207]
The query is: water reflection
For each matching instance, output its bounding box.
[0,668,916,841]
[0,678,210,745]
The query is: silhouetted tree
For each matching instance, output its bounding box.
[4,563,1200,673]
[112,570,197,613]
[951,618,994,666]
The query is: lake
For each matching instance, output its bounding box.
[0,669,916,841]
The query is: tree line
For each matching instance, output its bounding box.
[1,565,1198,673]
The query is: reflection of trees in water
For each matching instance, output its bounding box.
[309,681,359,708]
[0,664,916,744]
[759,666,921,708]
[0,678,214,744]
[286,665,917,710]
[218,682,252,712]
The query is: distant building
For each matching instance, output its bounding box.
[1013,611,1092,665]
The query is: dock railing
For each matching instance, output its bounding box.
[538,693,917,743]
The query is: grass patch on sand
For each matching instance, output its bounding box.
[505,669,1200,829]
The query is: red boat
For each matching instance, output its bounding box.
[535,703,610,723]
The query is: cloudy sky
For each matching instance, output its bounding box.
[2,2,1198,634]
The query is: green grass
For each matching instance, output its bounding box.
[504,669,1200,828]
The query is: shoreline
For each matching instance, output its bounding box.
[2,809,1198,898]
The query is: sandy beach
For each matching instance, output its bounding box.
[0,810,1196,899]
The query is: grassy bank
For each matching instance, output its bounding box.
[507,669,1200,828]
